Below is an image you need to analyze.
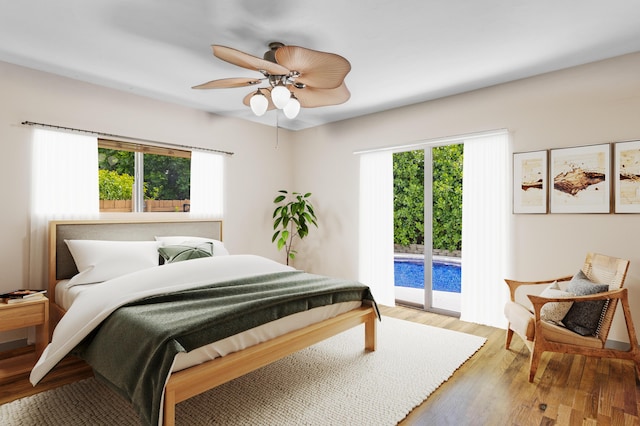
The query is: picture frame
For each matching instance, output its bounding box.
[513,150,547,214]
[614,140,640,213]
[550,143,611,213]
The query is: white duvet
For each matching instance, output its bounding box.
[30,254,299,385]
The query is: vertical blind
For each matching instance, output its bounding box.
[30,128,99,288]
[358,150,395,306]
[459,131,510,328]
[190,150,224,218]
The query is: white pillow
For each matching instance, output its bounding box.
[539,281,575,324]
[65,240,162,286]
[154,236,229,256]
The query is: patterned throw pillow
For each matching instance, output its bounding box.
[562,270,609,336]
[539,281,575,324]
[158,242,214,264]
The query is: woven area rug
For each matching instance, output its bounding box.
[0,316,485,426]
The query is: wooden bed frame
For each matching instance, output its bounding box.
[47,218,378,426]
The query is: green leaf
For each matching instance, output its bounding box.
[302,212,314,224]
[307,204,315,217]
[274,195,286,203]
[272,231,280,243]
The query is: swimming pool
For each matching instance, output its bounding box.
[394,258,461,293]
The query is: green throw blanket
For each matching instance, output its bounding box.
[73,270,378,426]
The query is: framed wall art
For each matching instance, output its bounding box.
[614,140,640,213]
[549,143,611,213]
[513,150,547,213]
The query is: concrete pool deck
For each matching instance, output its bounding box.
[394,253,461,265]
[395,287,461,312]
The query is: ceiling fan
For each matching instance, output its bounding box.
[192,42,351,119]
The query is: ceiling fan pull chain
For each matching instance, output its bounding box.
[275,113,280,150]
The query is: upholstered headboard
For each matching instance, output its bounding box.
[50,219,223,281]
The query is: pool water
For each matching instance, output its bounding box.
[394,259,461,293]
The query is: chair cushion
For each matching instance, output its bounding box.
[539,321,604,349]
[539,281,574,324]
[505,301,535,341]
[562,270,609,336]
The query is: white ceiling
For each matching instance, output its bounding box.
[2,1,640,131]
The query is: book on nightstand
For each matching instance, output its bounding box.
[0,289,47,304]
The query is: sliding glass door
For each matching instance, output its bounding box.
[393,144,462,316]
[427,145,462,315]
[393,149,425,308]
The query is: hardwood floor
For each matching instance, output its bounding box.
[382,305,640,426]
[1,304,638,425]
[0,349,92,406]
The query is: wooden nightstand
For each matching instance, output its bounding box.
[0,297,49,381]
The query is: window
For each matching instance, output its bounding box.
[30,127,225,288]
[98,139,192,213]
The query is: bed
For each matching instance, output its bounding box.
[31,218,378,426]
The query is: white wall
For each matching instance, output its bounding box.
[2,51,640,344]
[0,61,293,343]
[292,52,640,343]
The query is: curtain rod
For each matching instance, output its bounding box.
[21,121,234,156]
[352,128,508,155]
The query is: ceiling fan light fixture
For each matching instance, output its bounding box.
[195,42,352,121]
[283,95,300,119]
[249,91,269,116]
[271,85,291,109]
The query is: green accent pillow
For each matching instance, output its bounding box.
[158,242,214,264]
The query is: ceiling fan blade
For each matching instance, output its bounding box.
[213,45,290,76]
[275,46,351,89]
[192,77,263,89]
[242,88,276,110]
[290,82,351,108]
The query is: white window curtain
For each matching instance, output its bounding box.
[358,150,395,306]
[29,129,99,288]
[189,150,224,218]
[460,131,511,328]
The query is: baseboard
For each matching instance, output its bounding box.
[605,339,630,351]
[0,339,28,353]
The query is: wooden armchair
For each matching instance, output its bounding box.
[504,252,640,382]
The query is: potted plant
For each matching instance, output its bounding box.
[272,190,318,265]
